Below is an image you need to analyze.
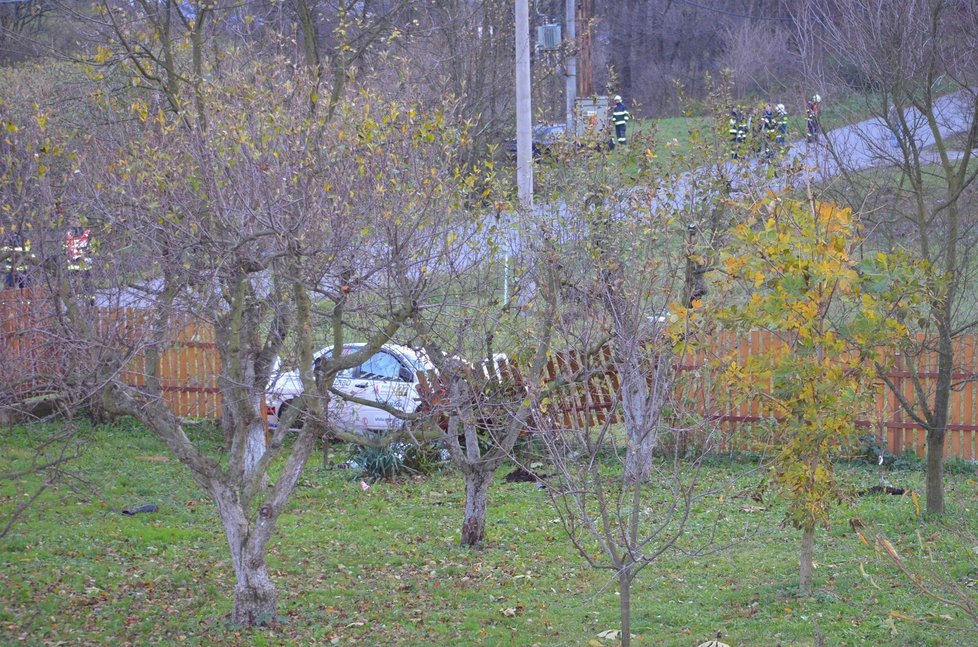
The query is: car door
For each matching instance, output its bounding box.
[354,350,413,431]
[315,348,360,431]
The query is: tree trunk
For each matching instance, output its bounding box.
[624,436,654,483]
[231,555,277,626]
[926,428,946,515]
[618,340,673,483]
[926,323,952,516]
[799,525,816,596]
[222,397,235,450]
[620,357,654,483]
[461,470,492,546]
[244,413,267,481]
[216,490,278,626]
[618,568,632,647]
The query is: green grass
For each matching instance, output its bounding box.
[629,113,815,171]
[2,421,977,645]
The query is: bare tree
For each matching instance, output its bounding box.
[797,0,978,515]
[0,0,470,627]
[0,68,101,537]
[405,202,558,547]
[403,0,516,165]
[530,193,738,647]
[516,111,746,643]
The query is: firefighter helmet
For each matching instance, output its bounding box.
[614,95,622,103]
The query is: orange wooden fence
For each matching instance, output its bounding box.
[0,289,220,419]
[432,333,973,460]
[537,331,978,460]
[4,288,978,459]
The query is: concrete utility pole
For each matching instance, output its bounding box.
[565,0,577,133]
[515,0,533,209]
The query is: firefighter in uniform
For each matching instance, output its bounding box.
[1,229,34,289]
[729,106,749,158]
[66,227,92,273]
[775,104,788,144]
[611,95,630,147]
[806,94,822,143]
[728,107,741,157]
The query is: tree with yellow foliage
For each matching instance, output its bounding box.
[717,196,920,596]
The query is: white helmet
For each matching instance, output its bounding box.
[776,103,786,114]
[614,95,622,103]
[813,94,821,103]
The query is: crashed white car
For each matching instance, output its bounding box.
[265,343,434,433]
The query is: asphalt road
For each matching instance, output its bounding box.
[792,90,976,182]
[93,92,976,309]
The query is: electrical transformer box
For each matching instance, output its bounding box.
[575,96,610,137]
[536,23,561,51]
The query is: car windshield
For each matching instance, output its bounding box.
[359,352,404,381]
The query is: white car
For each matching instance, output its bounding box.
[265,343,434,433]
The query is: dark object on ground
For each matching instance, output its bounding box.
[122,504,159,515]
[859,485,906,496]
[732,477,767,503]
[504,466,552,483]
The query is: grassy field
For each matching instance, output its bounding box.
[2,421,977,646]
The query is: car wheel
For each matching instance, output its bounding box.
[278,398,305,429]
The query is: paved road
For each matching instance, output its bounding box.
[94,92,976,309]
[791,90,976,182]
[478,91,978,294]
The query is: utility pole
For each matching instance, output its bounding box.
[565,0,576,133]
[515,0,533,209]
[578,0,593,97]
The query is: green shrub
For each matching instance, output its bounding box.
[401,441,446,476]
[347,444,408,483]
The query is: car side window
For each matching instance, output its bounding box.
[359,351,406,381]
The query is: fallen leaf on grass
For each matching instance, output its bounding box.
[136,455,169,462]
[859,562,881,589]
[500,605,524,617]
